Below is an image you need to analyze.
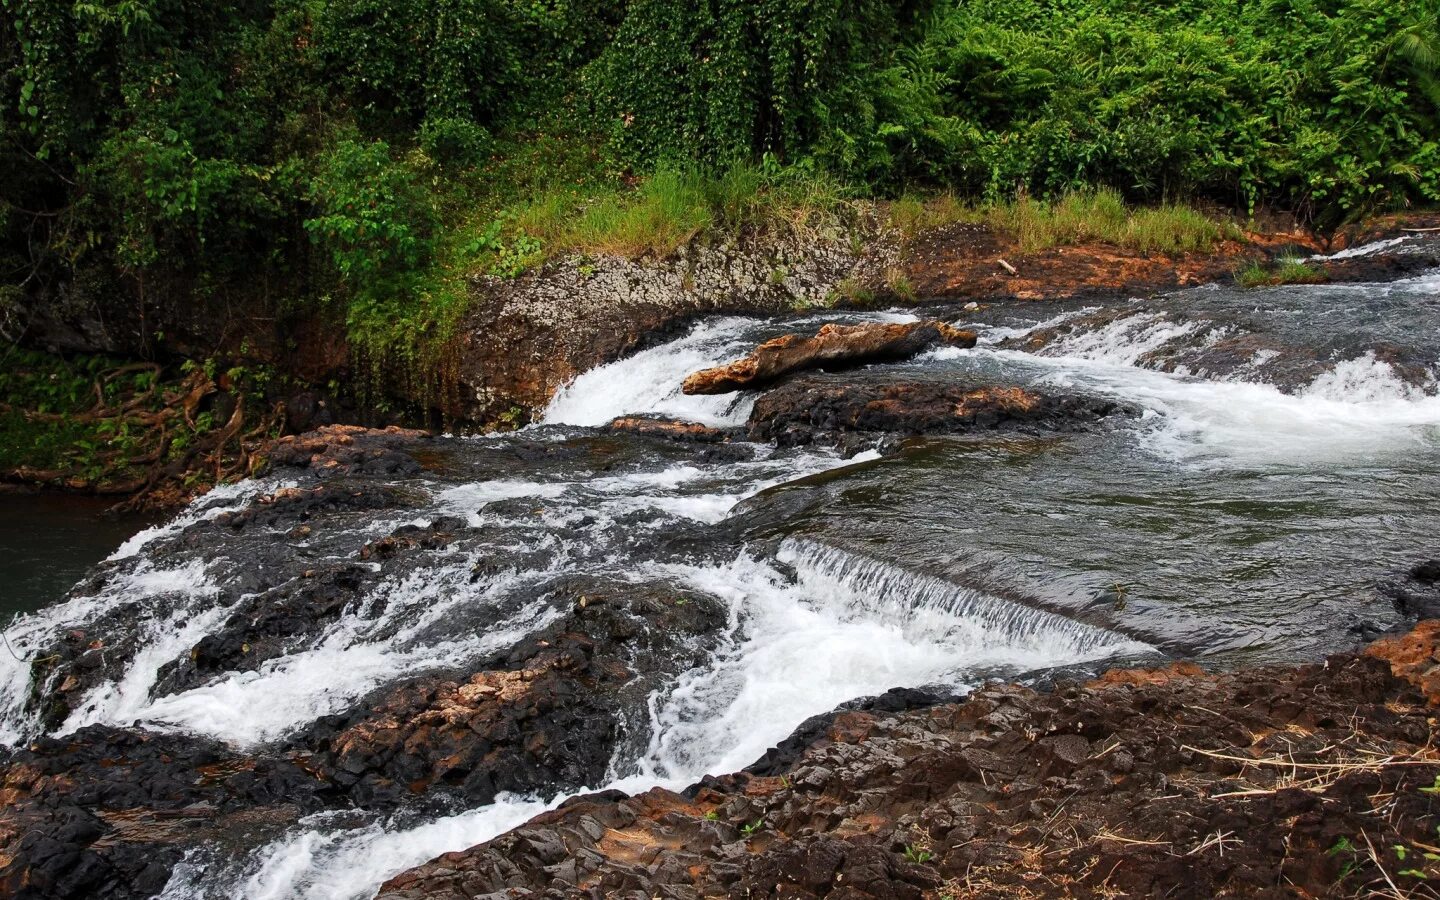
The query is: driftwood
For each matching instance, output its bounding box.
[682,320,978,395]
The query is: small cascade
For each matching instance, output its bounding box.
[542,310,923,427]
[634,540,1147,781]
[176,538,1145,900]
[778,538,1132,656]
[542,316,760,427]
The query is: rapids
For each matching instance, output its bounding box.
[5,265,1440,899]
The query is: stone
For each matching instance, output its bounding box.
[682,321,977,395]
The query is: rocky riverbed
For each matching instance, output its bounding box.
[3,231,1440,899]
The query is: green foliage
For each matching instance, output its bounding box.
[584,0,922,169]
[1236,258,1327,288]
[903,844,934,865]
[852,0,1440,223]
[891,188,1237,254]
[306,140,435,280]
[3,0,1440,415]
[1,350,185,484]
[988,189,1240,254]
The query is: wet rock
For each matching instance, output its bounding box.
[261,425,429,479]
[1380,559,1440,620]
[747,377,1131,446]
[377,628,1439,900]
[0,728,328,900]
[452,220,900,423]
[1364,619,1440,704]
[1322,251,1439,284]
[606,417,738,444]
[302,578,728,810]
[682,321,977,395]
[150,562,378,696]
[211,482,419,531]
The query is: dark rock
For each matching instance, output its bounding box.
[1380,559,1440,620]
[747,377,1132,446]
[261,425,429,479]
[375,629,1439,900]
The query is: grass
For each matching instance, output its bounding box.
[510,165,850,261]
[889,188,1243,255]
[1235,257,1328,288]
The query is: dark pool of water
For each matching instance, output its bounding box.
[0,493,150,620]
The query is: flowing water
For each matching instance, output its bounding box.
[5,260,1440,899]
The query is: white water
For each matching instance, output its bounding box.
[13,288,1440,899]
[183,538,1144,900]
[543,311,921,427]
[544,317,760,426]
[1308,235,1411,261]
[962,306,1440,467]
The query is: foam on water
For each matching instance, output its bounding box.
[636,539,1145,779]
[109,477,294,561]
[543,311,923,427]
[543,317,760,427]
[0,559,221,744]
[1308,236,1411,261]
[185,537,1140,899]
[160,797,556,900]
[980,341,1440,466]
[1035,311,1209,367]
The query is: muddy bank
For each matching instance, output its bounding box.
[379,623,1440,899]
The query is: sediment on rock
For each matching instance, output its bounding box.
[0,577,730,900]
[683,321,977,396]
[747,377,1132,446]
[378,627,1440,899]
[260,424,431,478]
[606,417,739,444]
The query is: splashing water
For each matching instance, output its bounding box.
[10,274,1440,900]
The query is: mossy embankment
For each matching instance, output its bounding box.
[6,185,1438,509]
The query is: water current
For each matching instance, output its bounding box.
[5,249,1439,898]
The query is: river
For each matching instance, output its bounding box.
[3,246,1438,898]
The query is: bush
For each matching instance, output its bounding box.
[305,140,435,281]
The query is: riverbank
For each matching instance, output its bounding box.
[0,275,1437,896]
[7,205,1438,510]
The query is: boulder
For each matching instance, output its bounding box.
[747,377,1131,445]
[682,321,977,395]
[606,416,737,443]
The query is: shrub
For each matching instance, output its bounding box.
[305,140,435,281]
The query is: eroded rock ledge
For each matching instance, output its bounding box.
[748,378,1133,447]
[683,321,977,395]
[378,623,1440,900]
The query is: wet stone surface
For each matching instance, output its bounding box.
[377,642,1440,900]
[4,255,1440,899]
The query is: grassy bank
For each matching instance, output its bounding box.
[5,0,1437,380]
[889,189,1245,254]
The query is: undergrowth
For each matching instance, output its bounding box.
[1236,258,1328,288]
[889,189,1244,254]
[0,348,282,505]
